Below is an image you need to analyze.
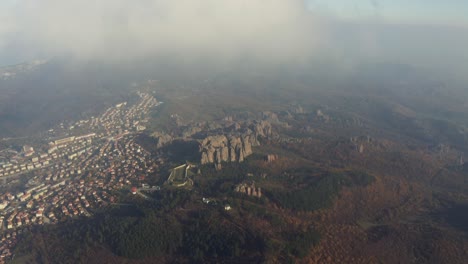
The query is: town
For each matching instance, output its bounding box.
[0,91,161,261]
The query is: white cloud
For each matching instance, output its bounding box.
[1,0,466,77]
[0,0,321,62]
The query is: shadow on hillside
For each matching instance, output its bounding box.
[433,203,468,233]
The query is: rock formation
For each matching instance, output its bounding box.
[261,111,280,123]
[151,131,173,148]
[359,144,365,154]
[151,113,274,166]
[265,154,279,163]
[235,182,262,198]
[316,109,330,122]
[198,120,273,166]
[250,120,273,138]
[181,126,203,139]
[200,134,256,164]
[291,105,305,114]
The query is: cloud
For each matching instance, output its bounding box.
[0,0,322,63]
[0,0,467,78]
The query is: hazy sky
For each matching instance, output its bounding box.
[307,0,468,25]
[0,0,467,73]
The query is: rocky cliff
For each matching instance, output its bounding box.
[151,131,173,148]
[199,120,272,165]
[151,115,273,165]
[200,134,255,164]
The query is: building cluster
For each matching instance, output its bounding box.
[0,150,53,178]
[90,92,158,133]
[0,92,162,262]
[0,230,16,262]
[0,137,99,179]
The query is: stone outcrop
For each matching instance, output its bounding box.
[289,104,305,114]
[265,154,278,163]
[261,111,280,123]
[250,120,273,138]
[152,113,274,166]
[235,182,262,198]
[316,109,330,122]
[181,126,203,139]
[200,134,256,164]
[198,120,273,166]
[350,136,371,154]
[151,131,173,148]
